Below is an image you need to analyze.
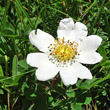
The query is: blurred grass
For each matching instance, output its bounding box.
[0,0,110,110]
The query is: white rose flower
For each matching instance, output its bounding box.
[26,18,103,86]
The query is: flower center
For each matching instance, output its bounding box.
[48,38,79,67]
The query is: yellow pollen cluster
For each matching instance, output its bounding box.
[48,38,79,62]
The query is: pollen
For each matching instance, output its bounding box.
[48,37,79,65]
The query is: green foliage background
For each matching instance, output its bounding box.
[0,0,110,110]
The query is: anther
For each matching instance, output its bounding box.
[48,37,79,67]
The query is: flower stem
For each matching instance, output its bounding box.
[90,74,110,88]
[89,0,106,34]
[7,92,10,110]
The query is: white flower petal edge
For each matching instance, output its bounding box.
[59,66,78,86]
[57,18,88,41]
[26,53,57,68]
[58,18,74,30]
[77,35,102,64]
[59,62,92,86]
[27,52,59,81]
[74,22,88,39]
[35,66,59,81]
[75,63,92,79]
[78,52,103,64]
[29,29,55,53]
[79,35,102,52]
[57,18,75,41]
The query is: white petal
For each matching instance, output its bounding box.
[27,52,59,81]
[77,52,103,64]
[60,65,78,86]
[26,52,56,68]
[79,35,102,52]
[29,29,55,53]
[73,22,88,38]
[75,63,93,79]
[59,62,92,86]
[59,18,74,30]
[57,18,88,41]
[35,65,59,81]
[57,18,75,41]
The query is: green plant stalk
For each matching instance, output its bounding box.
[80,0,97,20]
[40,2,71,19]
[89,0,106,34]
[15,0,33,28]
[104,11,110,40]
[90,74,110,88]
[84,0,97,14]
[1,0,11,30]
[0,69,36,82]
[7,92,10,110]
[5,55,8,76]
[1,34,19,38]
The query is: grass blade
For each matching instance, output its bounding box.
[15,0,33,28]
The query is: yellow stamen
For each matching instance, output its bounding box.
[49,37,79,63]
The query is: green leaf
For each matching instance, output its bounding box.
[0,89,4,94]
[76,81,90,90]
[1,21,19,38]
[84,97,92,105]
[12,55,18,77]
[0,48,5,54]
[28,104,34,110]
[0,56,5,64]
[0,65,4,76]
[75,91,92,105]
[0,76,18,85]
[12,55,22,82]
[71,104,82,110]
[101,60,110,66]
[21,82,29,95]
[0,36,12,57]
[1,21,15,34]
[53,86,67,97]
[79,82,90,90]
[66,89,75,98]
[18,59,28,70]
[98,45,106,61]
